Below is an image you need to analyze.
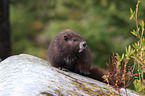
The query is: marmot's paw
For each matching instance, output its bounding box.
[80,69,90,75]
[58,67,69,72]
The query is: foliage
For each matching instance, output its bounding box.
[10,0,145,69]
[103,0,145,94]
[108,52,137,87]
[103,52,138,95]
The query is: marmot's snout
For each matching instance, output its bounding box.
[79,41,87,53]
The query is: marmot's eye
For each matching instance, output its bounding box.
[72,39,76,42]
[64,36,68,41]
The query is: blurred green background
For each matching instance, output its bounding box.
[10,0,145,69]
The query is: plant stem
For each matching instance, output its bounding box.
[136,0,140,38]
[125,88,128,96]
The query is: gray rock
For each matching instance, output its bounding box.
[0,54,141,96]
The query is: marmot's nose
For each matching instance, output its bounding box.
[83,42,86,47]
[79,41,87,53]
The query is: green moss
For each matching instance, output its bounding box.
[40,92,53,96]
[56,70,119,95]
[41,89,64,96]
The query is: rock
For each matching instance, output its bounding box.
[0,54,140,96]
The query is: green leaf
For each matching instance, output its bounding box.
[116,53,121,61]
[131,28,140,37]
[134,80,143,93]
[125,45,134,58]
[132,42,140,51]
[141,37,145,47]
[131,29,138,36]
[139,20,144,28]
[115,53,124,67]
[130,8,133,15]
[102,75,108,80]
[116,53,124,62]
[130,8,135,20]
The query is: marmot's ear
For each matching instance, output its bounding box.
[64,36,68,41]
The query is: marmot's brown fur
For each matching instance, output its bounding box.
[47,29,107,82]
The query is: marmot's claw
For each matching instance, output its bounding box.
[58,67,69,72]
[80,69,90,75]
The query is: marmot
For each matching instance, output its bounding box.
[47,29,107,82]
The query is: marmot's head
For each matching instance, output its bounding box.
[55,29,87,54]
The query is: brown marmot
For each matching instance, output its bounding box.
[47,29,107,82]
